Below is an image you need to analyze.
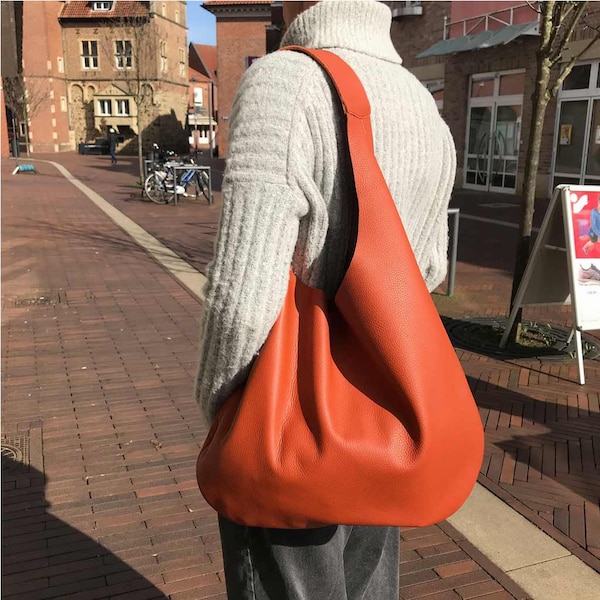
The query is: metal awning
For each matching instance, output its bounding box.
[416,20,539,59]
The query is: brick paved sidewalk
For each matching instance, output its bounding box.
[2,158,529,599]
[46,153,600,571]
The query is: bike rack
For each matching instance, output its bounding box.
[171,164,213,206]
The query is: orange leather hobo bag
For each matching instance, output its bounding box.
[197,47,484,529]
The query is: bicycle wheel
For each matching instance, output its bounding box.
[144,172,174,205]
[196,170,213,204]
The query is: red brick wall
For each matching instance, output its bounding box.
[449,1,534,37]
[22,1,71,153]
[443,36,564,195]
[391,1,450,70]
[391,1,567,196]
[215,17,269,157]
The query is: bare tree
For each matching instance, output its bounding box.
[106,15,161,181]
[510,1,600,340]
[2,74,48,156]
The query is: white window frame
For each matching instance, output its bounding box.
[97,99,112,116]
[57,57,64,73]
[115,40,132,70]
[93,1,113,10]
[194,87,204,107]
[81,40,98,70]
[179,48,185,77]
[60,96,67,112]
[160,41,167,73]
[19,122,26,136]
[115,99,131,116]
[550,60,600,193]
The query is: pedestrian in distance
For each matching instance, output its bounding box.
[194,1,457,598]
[108,127,117,165]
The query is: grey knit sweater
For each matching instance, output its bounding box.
[195,0,456,422]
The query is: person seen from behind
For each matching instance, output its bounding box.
[194,1,457,598]
[108,127,118,165]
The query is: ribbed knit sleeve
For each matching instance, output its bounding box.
[417,122,456,291]
[195,56,311,423]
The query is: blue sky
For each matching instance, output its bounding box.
[187,1,217,45]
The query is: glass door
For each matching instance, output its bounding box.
[490,104,521,192]
[465,72,524,194]
[466,104,493,188]
[553,99,589,188]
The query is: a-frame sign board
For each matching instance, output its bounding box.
[500,185,600,384]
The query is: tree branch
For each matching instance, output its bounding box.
[548,1,588,63]
[547,1,577,54]
[550,28,600,96]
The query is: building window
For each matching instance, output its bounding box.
[116,99,130,115]
[194,87,204,107]
[57,57,64,73]
[115,40,132,69]
[60,96,67,112]
[179,48,185,77]
[423,79,444,111]
[160,41,167,72]
[175,9,179,23]
[161,3,166,17]
[563,64,592,91]
[19,122,26,136]
[97,99,112,116]
[81,40,98,69]
[92,1,113,10]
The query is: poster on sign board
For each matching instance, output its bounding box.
[562,187,600,332]
[501,185,600,383]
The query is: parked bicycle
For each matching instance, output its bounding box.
[143,148,212,205]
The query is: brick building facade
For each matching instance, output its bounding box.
[188,43,218,153]
[393,1,600,197]
[59,0,189,154]
[203,0,271,157]
[1,1,72,154]
[1,0,190,155]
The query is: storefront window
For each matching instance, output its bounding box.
[555,100,588,174]
[471,78,495,98]
[563,64,591,90]
[499,72,525,96]
[586,99,600,177]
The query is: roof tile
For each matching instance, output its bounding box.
[60,1,149,20]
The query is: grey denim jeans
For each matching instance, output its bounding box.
[218,516,399,600]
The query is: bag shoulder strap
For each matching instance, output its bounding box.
[280,46,409,272]
[282,46,371,121]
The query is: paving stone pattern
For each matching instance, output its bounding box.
[0,158,528,599]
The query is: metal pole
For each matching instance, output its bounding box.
[208,81,214,157]
[447,208,459,297]
[575,329,586,385]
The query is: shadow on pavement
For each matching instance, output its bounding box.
[1,454,169,600]
[467,375,600,556]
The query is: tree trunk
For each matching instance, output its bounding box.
[509,55,551,340]
[137,111,144,184]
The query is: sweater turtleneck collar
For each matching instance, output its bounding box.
[280,0,402,65]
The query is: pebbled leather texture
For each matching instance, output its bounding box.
[196,47,484,529]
